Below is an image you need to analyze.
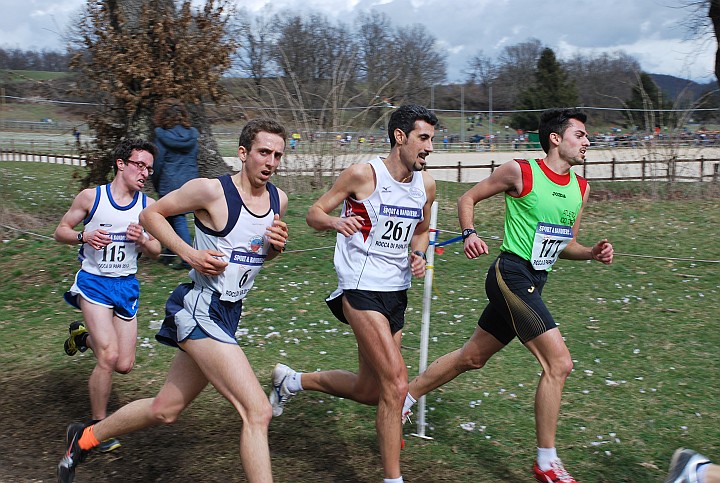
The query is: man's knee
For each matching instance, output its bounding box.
[149,398,184,425]
[95,348,120,370]
[379,375,408,408]
[114,358,135,374]
[243,399,273,428]
[547,356,574,380]
[458,347,490,372]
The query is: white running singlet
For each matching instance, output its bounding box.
[79,184,148,277]
[191,175,281,302]
[334,157,427,291]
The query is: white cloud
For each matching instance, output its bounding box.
[0,0,714,83]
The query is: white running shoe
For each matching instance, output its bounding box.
[269,363,297,417]
[666,448,711,483]
[401,409,413,425]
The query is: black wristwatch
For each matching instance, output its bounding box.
[412,250,426,261]
[77,232,84,243]
[461,228,477,241]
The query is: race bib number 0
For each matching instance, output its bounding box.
[530,222,573,270]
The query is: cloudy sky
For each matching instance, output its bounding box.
[1,0,716,83]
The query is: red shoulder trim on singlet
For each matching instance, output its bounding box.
[512,159,587,198]
[538,159,588,197]
[537,158,571,185]
[512,159,533,198]
[576,174,588,198]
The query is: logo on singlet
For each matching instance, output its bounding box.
[249,235,264,253]
[409,187,424,199]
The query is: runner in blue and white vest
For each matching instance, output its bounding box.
[54,139,162,455]
[57,119,289,483]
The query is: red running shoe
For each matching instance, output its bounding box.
[533,460,578,483]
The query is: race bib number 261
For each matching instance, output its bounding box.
[371,204,421,255]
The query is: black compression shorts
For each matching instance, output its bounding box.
[478,252,557,345]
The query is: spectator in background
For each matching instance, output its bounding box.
[152,99,199,269]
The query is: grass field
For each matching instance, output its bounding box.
[1,160,719,482]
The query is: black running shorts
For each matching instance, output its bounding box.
[326,288,408,334]
[478,252,557,345]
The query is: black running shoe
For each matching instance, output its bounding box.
[57,423,89,483]
[64,321,88,356]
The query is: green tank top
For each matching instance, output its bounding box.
[500,159,583,271]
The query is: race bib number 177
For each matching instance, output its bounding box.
[530,222,573,270]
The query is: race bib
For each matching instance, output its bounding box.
[530,222,573,270]
[370,204,421,255]
[95,233,136,274]
[220,250,265,302]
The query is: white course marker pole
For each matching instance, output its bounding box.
[411,201,438,440]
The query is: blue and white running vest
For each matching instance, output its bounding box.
[79,184,148,277]
[191,175,281,302]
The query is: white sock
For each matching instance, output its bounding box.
[537,447,558,471]
[286,371,303,393]
[403,393,416,414]
[383,477,403,483]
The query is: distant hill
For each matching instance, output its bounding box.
[649,73,717,101]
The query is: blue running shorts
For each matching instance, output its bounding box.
[64,270,140,320]
[156,283,243,348]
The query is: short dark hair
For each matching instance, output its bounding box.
[238,119,287,151]
[538,108,587,154]
[112,139,157,173]
[387,104,438,148]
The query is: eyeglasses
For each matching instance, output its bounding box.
[125,159,154,175]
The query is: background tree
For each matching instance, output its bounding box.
[565,51,641,124]
[625,71,675,130]
[491,38,544,110]
[69,0,235,186]
[511,47,578,131]
[355,11,397,121]
[231,10,279,98]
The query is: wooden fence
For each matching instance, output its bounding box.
[2,145,719,183]
[0,148,85,166]
[425,157,720,183]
